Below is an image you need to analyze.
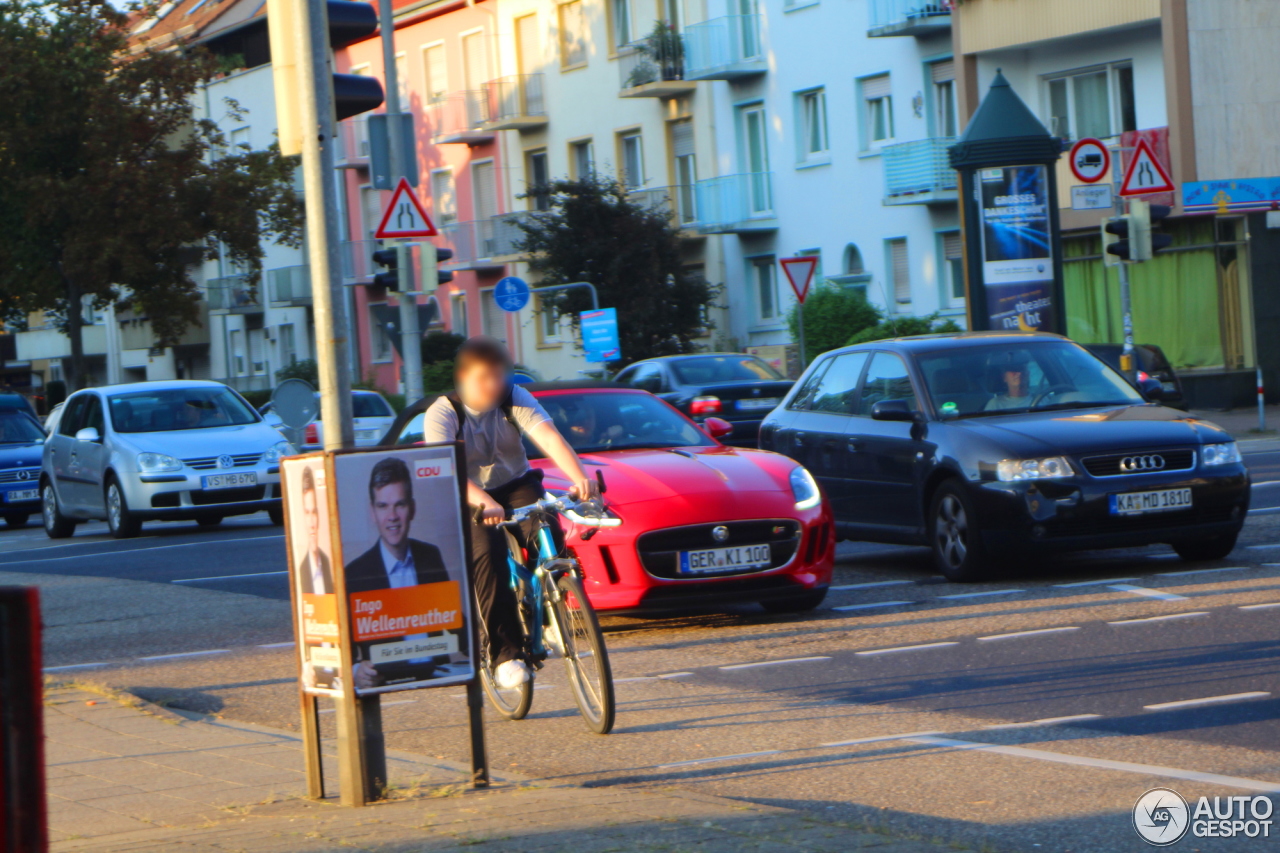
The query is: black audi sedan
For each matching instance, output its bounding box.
[759,333,1249,581]
[614,353,793,447]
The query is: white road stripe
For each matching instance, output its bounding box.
[1108,584,1188,602]
[1240,602,1280,611]
[658,750,782,769]
[829,580,915,591]
[658,672,694,679]
[908,736,1280,793]
[1109,611,1209,626]
[856,642,959,657]
[977,626,1081,642]
[257,642,296,649]
[984,714,1102,730]
[1246,543,1280,550]
[1251,481,1280,488]
[1248,506,1280,515]
[719,656,831,671]
[138,649,231,661]
[0,536,283,566]
[819,731,944,748]
[43,662,109,672]
[174,571,288,583]
[1144,692,1271,711]
[832,600,915,612]
[1155,566,1248,577]
[939,589,1025,600]
[1053,578,1137,588]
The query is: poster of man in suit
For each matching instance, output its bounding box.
[333,445,473,695]
[283,456,341,695]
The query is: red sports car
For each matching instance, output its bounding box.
[386,383,834,613]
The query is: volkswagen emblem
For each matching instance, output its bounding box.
[217,455,235,470]
[1120,454,1165,473]
[711,525,730,543]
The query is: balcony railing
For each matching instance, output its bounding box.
[439,213,532,269]
[692,172,776,233]
[429,92,495,144]
[268,264,311,305]
[618,34,695,98]
[627,185,697,228]
[206,274,262,313]
[483,74,548,130]
[882,137,957,204]
[867,0,952,37]
[683,15,765,80]
[334,117,369,168]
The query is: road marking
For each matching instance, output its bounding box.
[832,600,915,612]
[984,714,1102,730]
[1108,611,1209,626]
[257,642,296,649]
[977,626,1081,642]
[1144,692,1271,712]
[856,642,959,657]
[1248,506,1280,515]
[658,750,782,769]
[1053,578,1138,588]
[719,656,831,671]
[1246,543,1280,550]
[43,662,109,672]
[829,580,915,591]
[1108,584,1188,602]
[907,735,1280,793]
[938,589,1025,600]
[658,672,694,679]
[1155,566,1248,577]
[818,731,944,748]
[1240,602,1280,611]
[173,571,288,583]
[138,649,231,661]
[0,535,284,566]
[1251,481,1280,488]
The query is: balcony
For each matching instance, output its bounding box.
[882,137,958,205]
[482,74,548,131]
[683,15,765,81]
[618,36,696,98]
[206,274,262,314]
[15,324,108,361]
[867,0,952,37]
[340,239,378,283]
[429,92,494,145]
[627,185,698,231]
[334,117,369,169]
[439,213,532,270]
[117,301,210,350]
[268,264,312,307]
[691,173,776,234]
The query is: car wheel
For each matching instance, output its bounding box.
[4,513,29,529]
[1173,532,1237,562]
[105,478,141,539]
[929,481,988,582]
[268,506,284,526]
[197,515,223,528]
[42,482,76,539]
[760,588,828,613]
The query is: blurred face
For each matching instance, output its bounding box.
[302,487,320,551]
[1004,368,1028,397]
[371,481,414,554]
[456,361,508,412]
[568,405,597,440]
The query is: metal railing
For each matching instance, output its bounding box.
[439,212,532,267]
[268,265,311,303]
[867,0,952,32]
[627,185,697,226]
[484,74,546,123]
[429,91,490,140]
[618,34,686,91]
[206,274,261,311]
[682,14,763,79]
[692,172,773,228]
[882,136,957,199]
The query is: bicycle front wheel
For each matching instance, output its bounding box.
[550,573,615,734]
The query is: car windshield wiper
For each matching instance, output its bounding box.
[1030,400,1133,412]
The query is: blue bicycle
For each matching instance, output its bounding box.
[477,493,618,734]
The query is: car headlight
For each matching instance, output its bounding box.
[1202,441,1241,467]
[996,457,1075,482]
[137,452,183,474]
[790,466,822,510]
[263,441,295,463]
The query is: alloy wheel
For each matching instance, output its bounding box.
[107,484,122,532]
[936,494,968,569]
[42,485,55,529]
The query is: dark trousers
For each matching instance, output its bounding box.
[471,469,562,667]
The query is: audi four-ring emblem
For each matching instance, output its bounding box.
[1120,454,1165,472]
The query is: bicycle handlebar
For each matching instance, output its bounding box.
[500,493,621,528]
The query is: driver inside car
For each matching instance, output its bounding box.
[985,352,1035,411]
[560,399,626,449]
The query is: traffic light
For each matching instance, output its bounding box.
[1103,214,1134,264]
[372,246,403,290]
[266,0,385,157]
[1143,201,1174,257]
[432,248,454,286]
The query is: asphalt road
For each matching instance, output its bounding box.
[13,441,1280,852]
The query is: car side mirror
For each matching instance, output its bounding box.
[1137,376,1164,401]
[871,400,915,422]
[74,426,101,443]
[702,417,734,440]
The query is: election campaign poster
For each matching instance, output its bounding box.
[978,164,1058,333]
[330,444,474,695]
[282,455,342,696]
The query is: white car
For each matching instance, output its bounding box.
[263,390,396,449]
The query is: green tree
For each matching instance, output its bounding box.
[275,358,318,388]
[787,284,882,363]
[515,175,717,367]
[0,0,303,390]
[421,331,465,394]
[845,313,963,346]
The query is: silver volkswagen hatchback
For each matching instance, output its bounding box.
[41,380,294,539]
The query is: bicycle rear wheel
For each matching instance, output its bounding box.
[476,588,533,721]
[550,573,615,734]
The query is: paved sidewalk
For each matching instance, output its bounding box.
[43,685,949,852]
[1190,404,1279,439]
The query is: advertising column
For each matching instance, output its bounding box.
[978,165,1056,332]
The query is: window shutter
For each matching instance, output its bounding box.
[930,59,955,84]
[891,239,910,303]
[862,74,891,100]
[942,231,962,260]
[472,161,496,221]
[671,120,694,158]
[482,290,508,343]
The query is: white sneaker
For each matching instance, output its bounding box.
[494,659,532,690]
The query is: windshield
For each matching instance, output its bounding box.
[352,394,392,418]
[108,387,260,433]
[530,392,715,456]
[669,355,783,384]
[0,411,44,444]
[918,341,1144,418]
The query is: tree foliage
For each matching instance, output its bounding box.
[845,314,962,346]
[787,284,882,363]
[514,175,717,367]
[0,0,303,389]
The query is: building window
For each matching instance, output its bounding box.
[797,88,829,162]
[526,149,550,211]
[1045,62,1135,141]
[481,288,508,343]
[279,323,297,366]
[559,0,587,68]
[229,125,251,154]
[249,329,266,374]
[360,184,381,238]
[610,0,631,49]
[451,292,469,336]
[887,238,910,306]
[930,58,956,137]
[424,296,443,328]
[619,131,643,189]
[422,43,447,103]
[750,256,779,323]
[571,139,594,178]
[940,231,964,306]
[861,74,893,148]
[368,304,392,362]
[229,329,245,375]
[670,118,697,223]
[430,169,457,225]
[537,295,561,343]
[395,51,409,107]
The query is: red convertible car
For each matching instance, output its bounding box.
[386,383,834,613]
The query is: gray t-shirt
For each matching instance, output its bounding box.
[421,386,552,490]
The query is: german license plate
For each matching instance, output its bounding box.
[1109,488,1192,516]
[737,398,780,411]
[678,543,771,575]
[202,472,258,490]
[6,489,37,502]
[355,429,378,441]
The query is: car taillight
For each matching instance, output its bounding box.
[690,396,722,416]
[304,423,318,445]
[1137,371,1151,382]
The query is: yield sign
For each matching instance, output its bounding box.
[1119,138,1175,197]
[780,257,818,304]
[375,177,438,238]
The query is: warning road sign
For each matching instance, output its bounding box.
[1119,138,1175,197]
[375,178,438,238]
[780,257,818,304]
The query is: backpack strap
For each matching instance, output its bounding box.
[499,384,518,431]
[447,386,519,441]
[445,393,467,442]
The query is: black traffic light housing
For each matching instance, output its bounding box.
[1104,215,1134,262]
[372,247,399,290]
[1147,203,1173,255]
[435,247,454,285]
[327,1,385,121]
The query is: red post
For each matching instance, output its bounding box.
[0,587,46,853]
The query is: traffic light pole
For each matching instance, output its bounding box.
[1111,145,1136,378]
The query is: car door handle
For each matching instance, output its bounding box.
[793,431,806,448]
[847,438,863,452]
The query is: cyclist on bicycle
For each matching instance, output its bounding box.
[420,336,599,690]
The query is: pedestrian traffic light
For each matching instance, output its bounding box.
[433,248,454,285]
[372,247,402,290]
[1103,214,1134,264]
[266,0,385,157]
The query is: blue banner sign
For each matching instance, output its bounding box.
[581,308,621,363]
[1183,178,1280,216]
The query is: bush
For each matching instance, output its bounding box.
[276,358,318,388]
[422,331,465,365]
[239,389,272,409]
[845,314,962,346]
[382,392,407,413]
[787,285,882,363]
[422,361,455,394]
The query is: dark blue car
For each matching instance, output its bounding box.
[0,410,45,528]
